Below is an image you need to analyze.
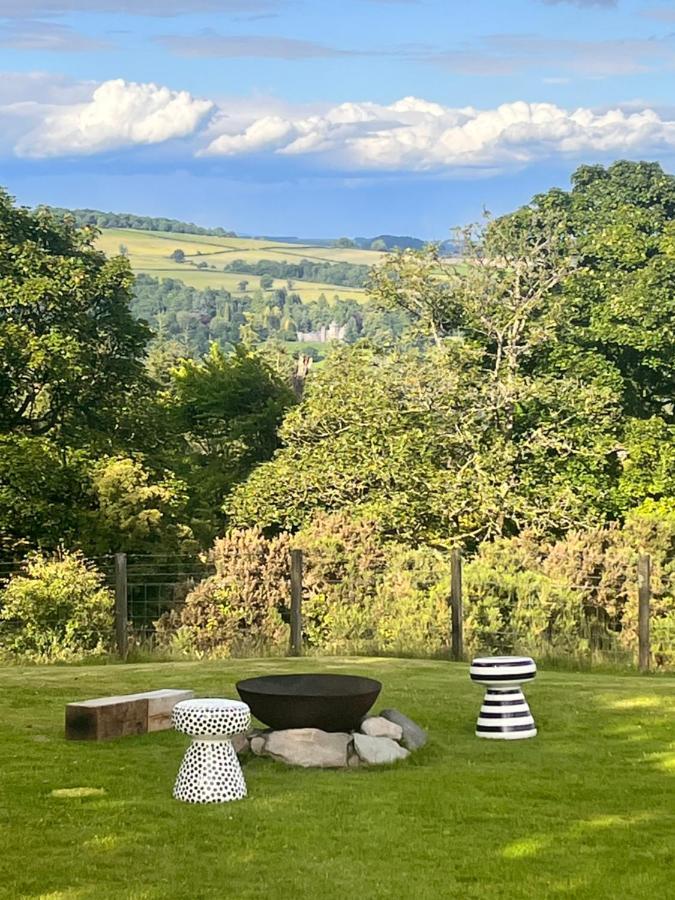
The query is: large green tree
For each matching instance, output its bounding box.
[169,344,295,542]
[0,191,150,445]
[228,343,620,546]
[525,161,675,420]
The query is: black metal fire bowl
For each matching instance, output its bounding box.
[236,673,382,732]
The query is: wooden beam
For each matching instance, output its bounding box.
[450,548,464,662]
[65,689,194,741]
[114,552,128,660]
[637,554,651,673]
[290,548,303,656]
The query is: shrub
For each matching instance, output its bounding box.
[158,527,291,657]
[0,552,114,661]
[298,512,387,650]
[158,512,388,656]
[369,545,450,655]
[155,506,675,665]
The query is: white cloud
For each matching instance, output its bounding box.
[202,97,675,172]
[2,75,675,173]
[14,78,213,157]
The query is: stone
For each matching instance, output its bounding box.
[380,708,428,751]
[353,733,410,765]
[360,716,403,741]
[262,728,350,768]
[231,733,250,755]
[250,735,267,756]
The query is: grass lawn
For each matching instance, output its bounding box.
[1,658,673,899]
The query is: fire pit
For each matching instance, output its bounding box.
[236,673,382,732]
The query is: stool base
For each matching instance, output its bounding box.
[174,739,247,803]
[475,687,537,740]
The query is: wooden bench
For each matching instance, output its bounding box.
[65,689,194,741]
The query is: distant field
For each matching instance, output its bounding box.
[96,228,376,300]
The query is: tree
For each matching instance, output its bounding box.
[0,434,89,552]
[368,243,460,347]
[260,275,274,290]
[170,248,185,263]
[169,344,295,541]
[85,456,195,555]
[0,189,150,446]
[118,243,129,257]
[342,317,360,344]
[521,161,675,420]
[237,280,249,292]
[370,239,387,252]
[228,343,620,545]
[334,237,356,248]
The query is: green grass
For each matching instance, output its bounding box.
[1,657,673,899]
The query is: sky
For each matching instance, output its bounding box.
[1,0,675,237]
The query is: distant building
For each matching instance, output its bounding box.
[296,321,347,343]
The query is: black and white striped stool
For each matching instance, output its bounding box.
[469,656,537,740]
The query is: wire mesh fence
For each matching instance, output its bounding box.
[102,553,216,650]
[0,547,673,669]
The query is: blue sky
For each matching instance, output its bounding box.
[1,0,675,236]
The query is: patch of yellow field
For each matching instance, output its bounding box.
[95,227,371,302]
[96,228,381,267]
[137,267,365,301]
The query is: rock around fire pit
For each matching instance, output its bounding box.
[236,673,382,733]
[232,709,427,768]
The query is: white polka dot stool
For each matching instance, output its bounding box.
[172,698,251,803]
[469,656,537,740]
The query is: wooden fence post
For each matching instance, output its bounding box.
[637,554,651,673]
[290,549,303,657]
[450,548,464,662]
[114,552,128,661]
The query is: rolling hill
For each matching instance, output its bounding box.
[95,228,375,303]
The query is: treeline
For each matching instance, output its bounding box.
[223,257,370,288]
[44,206,237,237]
[132,274,409,359]
[352,234,462,254]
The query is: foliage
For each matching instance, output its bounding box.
[45,206,236,236]
[525,161,675,419]
[461,508,675,662]
[0,190,150,445]
[159,506,674,664]
[368,545,450,654]
[0,434,89,553]
[157,527,291,657]
[168,344,295,542]
[296,513,388,650]
[131,274,393,360]
[228,342,621,544]
[224,257,369,288]
[132,274,244,358]
[0,551,113,661]
[85,456,195,555]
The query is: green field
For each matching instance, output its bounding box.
[96,229,374,301]
[2,657,674,899]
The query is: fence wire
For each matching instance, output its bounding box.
[0,549,673,669]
